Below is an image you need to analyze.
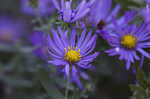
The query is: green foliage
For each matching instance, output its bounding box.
[136,68,150,89]
[130,84,148,99]
[37,67,65,99]
[130,68,150,99]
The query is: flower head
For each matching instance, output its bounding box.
[105,21,150,70]
[21,0,55,17]
[29,31,48,60]
[52,0,95,23]
[0,16,24,44]
[47,27,99,89]
[88,0,119,29]
[88,0,136,36]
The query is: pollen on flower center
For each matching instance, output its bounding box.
[65,47,81,63]
[121,35,136,49]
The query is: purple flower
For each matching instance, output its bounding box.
[0,16,24,44]
[88,0,120,29]
[88,0,136,50]
[47,27,99,89]
[88,0,136,36]
[52,0,95,23]
[29,31,48,60]
[21,0,55,17]
[105,21,150,70]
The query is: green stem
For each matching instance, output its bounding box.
[65,72,70,99]
[35,8,43,25]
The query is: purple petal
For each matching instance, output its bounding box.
[89,0,112,25]
[126,60,131,70]
[47,35,63,56]
[63,1,72,22]
[72,66,82,89]
[70,26,76,48]
[48,59,67,66]
[106,4,120,22]
[79,30,92,50]
[137,48,150,59]
[140,55,144,67]
[65,64,70,77]
[52,0,60,10]
[77,28,86,48]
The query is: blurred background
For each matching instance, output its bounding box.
[0,0,149,99]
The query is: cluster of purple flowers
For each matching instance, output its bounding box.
[2,0,150,89]
[26,0,150,88]
[42,0,150,88]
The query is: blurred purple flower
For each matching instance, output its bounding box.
[141,0,150,23]
[105,21,150,70]
[88,0,136,39]
[88,0,120,29]
[141,9,150,23]
[21,0,55,17]
[0,16,24,44]
[47,27,99,89]
[52,0,95,23]
[145,0,150,5]
[29,31,48,60]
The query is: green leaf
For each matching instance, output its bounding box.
[136,68,150,89]
[130,84,148,99]
[37,67,65,99]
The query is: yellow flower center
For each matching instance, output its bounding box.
[121,35,136,49]
[65,47,81,63]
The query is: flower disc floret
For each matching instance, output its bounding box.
[65,47,81,63]
[121,35,136,49]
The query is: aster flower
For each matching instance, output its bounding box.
[21,0,55,17]
[29,31,48,60]
[52,0,95,23]
[105,20,150,70]
[0,16,24,44]
[88,0,136,35]
[47,27,99,89]
[88,0,120,29]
